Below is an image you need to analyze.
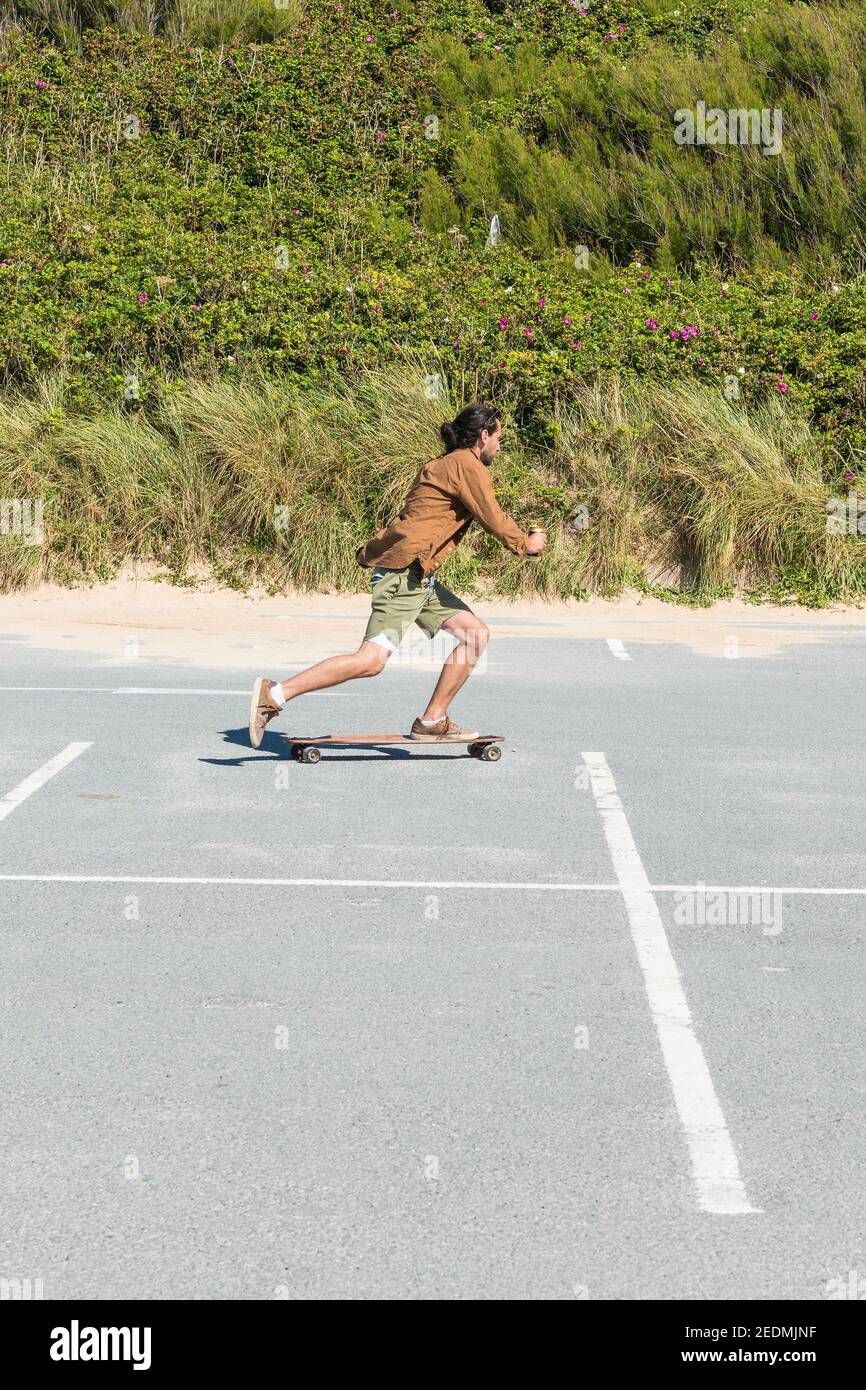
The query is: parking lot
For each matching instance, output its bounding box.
[2,620,865,1299]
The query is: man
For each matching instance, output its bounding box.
[248,403,546,748]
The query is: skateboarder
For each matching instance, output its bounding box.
[248,403,546,748]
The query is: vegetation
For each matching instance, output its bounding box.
[0,1,864,602]
[2,362,864,606]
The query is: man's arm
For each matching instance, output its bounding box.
[451,455,529,556]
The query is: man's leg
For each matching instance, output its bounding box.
[420,612,490,722]
[249,640,390,747]
[276,640,389,702]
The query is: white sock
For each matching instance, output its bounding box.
[420,716,442,725]
[270,682,286,707]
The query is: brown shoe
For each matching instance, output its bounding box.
[409,715,480,742]
[249,677,281,748]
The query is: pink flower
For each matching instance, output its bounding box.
[192,304,201,311]
[365,34,374,42]
[571,341,583,350]
[539,295,546,307]
[373,305,382,314]
[809,311,818,320]
[138,293,148,303]
[498,316,509,329]
[776,378,789,394]
[563,315,572,326]
[646,317,660,330]
[524,327,532,339]
[35,79,47,87]
[844,470,855,479]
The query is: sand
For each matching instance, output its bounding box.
[0,567,863,671]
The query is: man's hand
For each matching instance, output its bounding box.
[526,528,547,555]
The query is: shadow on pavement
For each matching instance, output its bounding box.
[200,727,470,765]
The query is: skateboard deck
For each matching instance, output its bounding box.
[288,734,504,763]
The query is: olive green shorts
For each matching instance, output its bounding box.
[363,560,474,652]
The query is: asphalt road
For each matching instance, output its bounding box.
[1,628,865,1300]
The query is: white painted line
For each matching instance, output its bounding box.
[656,884,866,897]
[0,742,92,824]
[0,687,112,693]
[0,874,863,896]
[606,638,631,661]
[0,875,621,889]
[0,685,299,695]
[582,751,760,1216]
[114,687,250,695]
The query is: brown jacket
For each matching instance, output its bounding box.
[356,448,529,578]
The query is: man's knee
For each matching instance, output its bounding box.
[456,619,490,656]
[356,641,391,676]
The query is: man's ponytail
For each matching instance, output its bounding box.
[439,404,500,453]
[439,420,459,452]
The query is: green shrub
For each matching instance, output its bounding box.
[2,363,864,604]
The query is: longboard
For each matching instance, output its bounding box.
[288,734,504,764]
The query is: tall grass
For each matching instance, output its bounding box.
[2,364,864,605]
[428,3,866,275]
[3,0,304,46]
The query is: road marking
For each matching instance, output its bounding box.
[114,687,251,695]
[582,751,760,1216]
[0,743,92,824]
[606,638,631,661]
[0,687,113,693]
[0,874,622,889]
[0,874,861,896]
[0,682,299,695]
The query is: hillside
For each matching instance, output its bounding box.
[1,0,865,602]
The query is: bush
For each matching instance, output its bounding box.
[2,363,865,605]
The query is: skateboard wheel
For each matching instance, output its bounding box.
[479,744,501,762]
[299,746,321,764]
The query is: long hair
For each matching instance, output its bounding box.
[439,403,501,453]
